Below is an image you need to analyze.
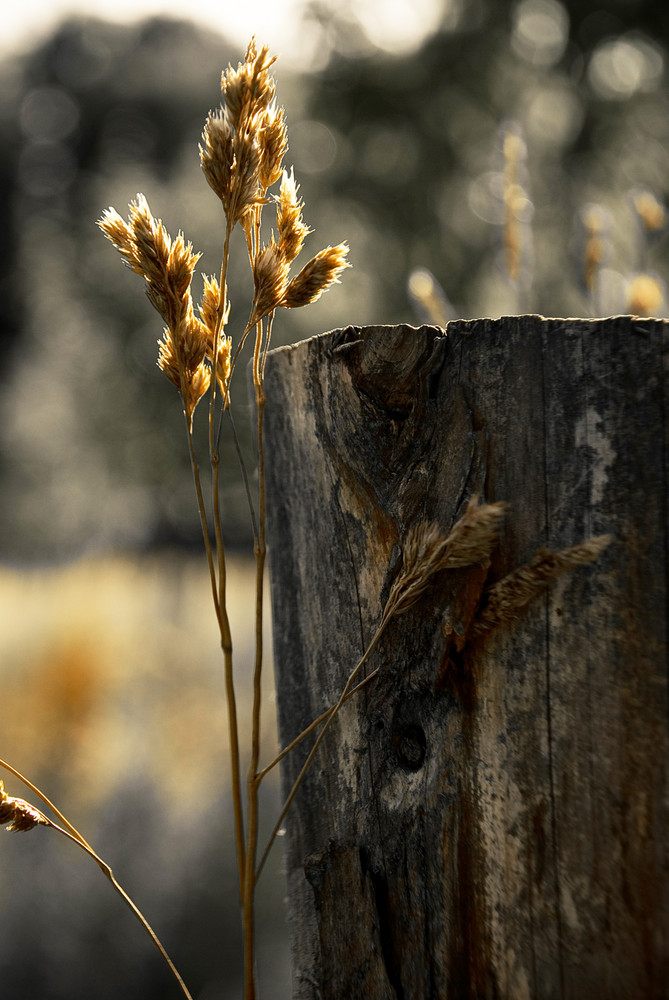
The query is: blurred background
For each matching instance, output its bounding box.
[0,0,668,997]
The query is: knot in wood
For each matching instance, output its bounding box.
[392,721,427,772]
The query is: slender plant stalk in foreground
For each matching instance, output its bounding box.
[98,39,350,1000]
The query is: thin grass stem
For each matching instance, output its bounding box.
[49,821,194,1000]
[255,668,379,783]
[255,621,387,882]
[226,407,258,542]
[206,222,246,901]
[242,308,270,1000]
[185,420,222,626]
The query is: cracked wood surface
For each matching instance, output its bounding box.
[263,317,668,1000]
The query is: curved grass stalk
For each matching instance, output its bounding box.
[0,760,193,1000]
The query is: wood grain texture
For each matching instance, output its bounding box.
[262,317,668,1000]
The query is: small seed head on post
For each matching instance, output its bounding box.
[385,498,507,620]
[471,534,611,637]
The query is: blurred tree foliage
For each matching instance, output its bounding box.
[0,1,667,560]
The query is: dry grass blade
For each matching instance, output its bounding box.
[472,534,611,637]
[385,498,507,620]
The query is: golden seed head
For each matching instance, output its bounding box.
[259,102,288,190]
[472,535,611,637]
[157,329,181,391]
[228,125,265,226]
[99,195,201,333]
[157,316,211,428]
[182,357,212,426]
[200,109,235,204]
[196,276,232,396]
[276,168,311,264]
[250,238,290,325]
[98,207,141,272]
[212,336,232,400]
[0,781,49,833]
[201,108,266,227]
[222,40,276,133]
[198,274,224,338]
[99,194,210,416]
[280,243,351,309]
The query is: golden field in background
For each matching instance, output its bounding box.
[0,553,279,814]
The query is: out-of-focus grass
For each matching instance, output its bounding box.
[0,553,290,1000]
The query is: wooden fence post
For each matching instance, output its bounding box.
[262,317,668,1000]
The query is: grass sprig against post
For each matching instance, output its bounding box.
[98,38,349,999]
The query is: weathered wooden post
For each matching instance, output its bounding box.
[262,316,668,1000]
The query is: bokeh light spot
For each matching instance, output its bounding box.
[352,0,456,55]
[524,83,584,147]
[588,34,664,100]
[361,127,418,183]
[288,120,338,174]
[512,0,569,67]
[18,142,77,196]
[20,85,80,142]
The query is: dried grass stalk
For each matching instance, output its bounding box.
[501,123,528,283]
[472,534,611,637]
[581,204,608,297]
